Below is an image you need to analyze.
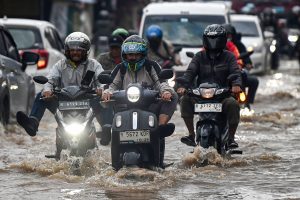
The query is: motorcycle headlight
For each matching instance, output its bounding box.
[288,35,298,43]
[63,122,87,136]
[127,86,140,103]
[200,88,216,98]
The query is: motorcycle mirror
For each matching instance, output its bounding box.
[33,76,48,84]
[186,51,195,58]
[159,69,173,79]
[98,74,113,84]
[81,70,95,87]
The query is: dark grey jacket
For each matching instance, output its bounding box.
[182,50,242,87]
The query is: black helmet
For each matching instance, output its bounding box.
[223,24,237,37]
[203,24,227,53]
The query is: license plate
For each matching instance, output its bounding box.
[195,103,222,112]
[120,130,150,144]
[59,100,90,110]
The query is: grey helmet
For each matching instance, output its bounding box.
[64,32,91,60]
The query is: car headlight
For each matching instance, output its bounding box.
[127,86,140,102]
[63,122,87,136]
[200,88,216,98]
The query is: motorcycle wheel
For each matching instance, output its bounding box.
[111,131,122,171]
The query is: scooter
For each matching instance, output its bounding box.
[98,69,175,170]
[177,76,243,156]
[33,70,98,160]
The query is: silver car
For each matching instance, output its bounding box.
[0,24,38,125]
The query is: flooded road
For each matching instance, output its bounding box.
[1,59,300,200]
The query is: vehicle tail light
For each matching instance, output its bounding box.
[19,49,49,70]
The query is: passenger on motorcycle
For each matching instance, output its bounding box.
[177,24,242,148]
[146,25,182,68]
[16,32,110,137]
[224,24,259,111]
[112,27,130,40]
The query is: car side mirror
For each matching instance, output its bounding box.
[21,51,39,71]
[159,69,173,80]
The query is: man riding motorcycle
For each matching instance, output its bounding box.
[177,24,242,148]
[146,25,182,68]
[16,32,109,139]
[102,35,178,167]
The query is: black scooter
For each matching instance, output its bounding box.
[99,69,175,170]
[33,70,98,160]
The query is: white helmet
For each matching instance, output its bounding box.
[64,32,91,52]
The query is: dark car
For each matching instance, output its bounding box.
[0,23,39,126]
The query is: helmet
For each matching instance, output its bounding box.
[64,32,91,60]
[121,35,148,71]
[223,24,237,37]
[203,24,227,54]
[112,28,129,40]
[146,25,163,50]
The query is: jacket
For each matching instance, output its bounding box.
[44,58,104,92]
[182,50,242,88]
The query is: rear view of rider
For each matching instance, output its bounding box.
[16,32,108,136]
[146,25,182,68]
[177,24,242,148]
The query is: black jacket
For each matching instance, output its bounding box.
[182,50,242,88]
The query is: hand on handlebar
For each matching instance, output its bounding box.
[42,90,54,100]
[102,92,112,102]
[231,85,242,94]
[95,88,102,97]
[176,87,186,96]
[161,91,172,101]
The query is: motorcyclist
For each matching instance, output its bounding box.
[102,35,178,166]
[177,24,242,148]
[146,25,182,68]
[112,27,130,40]
[224,24,259,111]
[16,32,109,138]
[96,34,124,71]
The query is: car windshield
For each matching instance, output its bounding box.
[142,15,226,47]
[231,21,259,37]
[7,27,43,50]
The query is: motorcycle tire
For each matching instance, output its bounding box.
[111,131,122,171]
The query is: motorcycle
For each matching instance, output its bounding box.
[98,69,175,170]
[33,70,98,160]
[177,75,242,155]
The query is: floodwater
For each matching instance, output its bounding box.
[0,59,300,200]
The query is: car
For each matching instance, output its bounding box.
[0,18,65,77]
[230,14,275,74]
[0,23,39,126]
[139,1,230,78]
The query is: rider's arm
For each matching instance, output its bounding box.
[181,53,200,87]
[228,53,242,87]
[43,60,62,92]
[104,70,122,94]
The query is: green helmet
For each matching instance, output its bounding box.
[112,28,129,40]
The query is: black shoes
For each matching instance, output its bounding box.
[16,111,39,136]
[180,135,196,147]
[99,125,111,146]
[227,138,239,149]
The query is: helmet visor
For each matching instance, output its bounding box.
[67,41,87,51]
[205,36,226,50]
[122,42,147,54]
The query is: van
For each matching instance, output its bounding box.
[139,2,230,76]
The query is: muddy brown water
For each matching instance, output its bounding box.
[0,60,300,200]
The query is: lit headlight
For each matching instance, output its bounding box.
[127,86,140,102]
[167,74,176,88]
[63,122,86,136]
[200,88,216,98]
[288,35,298,43]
